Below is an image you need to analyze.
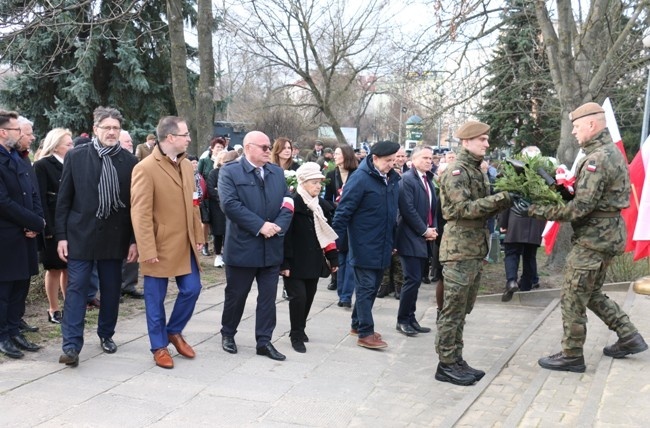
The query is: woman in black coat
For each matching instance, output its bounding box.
[33,128,74,324]
[207,150,239,267]
[281,162,338,353]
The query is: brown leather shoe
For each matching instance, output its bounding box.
[168,333,195,358]
[357,333,387,349]
[153,348,173,369]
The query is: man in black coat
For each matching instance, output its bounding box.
[394,146,438,336]
[56,106,138,367]
[0,110,45,359]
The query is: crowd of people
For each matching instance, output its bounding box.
[0,103,646,385]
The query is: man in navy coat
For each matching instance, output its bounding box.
[395,146,438,336]
[218,131,294,361]
[0,110,45,359]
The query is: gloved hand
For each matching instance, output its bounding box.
[511,197,531,217]
[508,192,523,202]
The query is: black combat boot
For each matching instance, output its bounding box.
[435,362,476,386]
[538,352,586,373]
[603,332,648,358]
[457,359,485,382]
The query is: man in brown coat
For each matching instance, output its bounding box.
[131,116,204,369]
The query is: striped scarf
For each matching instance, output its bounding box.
[93,138,125,219]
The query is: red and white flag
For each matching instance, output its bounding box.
[627,135,650,260]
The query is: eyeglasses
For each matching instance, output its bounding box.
[1,127,20,132]
[171,132,190,138]
[250,143,271,152]
[96,125,122,132]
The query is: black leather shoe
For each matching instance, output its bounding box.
[48,310,63,324]
[59,349,79,367]
[0,338,24,359]
[222,336,237,354]
[122,289,145,299]
[457,359,485,381]
[603,332,648,358]
[337,301,351,308]
[256,343,286,361]
[19,319,39,332]
[327,280,337,291]
[100,337,117,354]
[291,339,306,353]
[396,322,418,337]
[435,362,476,386]
[538,352,586,373]
[410,320,431,333]
[501,280,519,302]
[11,333,41,352]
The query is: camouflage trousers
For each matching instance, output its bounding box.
[560,245,637,357]
[381,252,404,292]
[435,259,483,364]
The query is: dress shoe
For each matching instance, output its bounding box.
[457,359,485,381]
[410,320,431,333]
[396,322,418,337]
[501,280,519,302]
[435,362,476,386]
[222,336,237,354]
[603,332,648,358]
[350,329,382,339]
[48,310,63,324]
[100,337,117,354]
[153,348,174,369]
[357,333,387,349]
[11,333,41,352]
[256,343,286,361]
[19,319,39,332]
[168,333,195,358]
[87,298,101,310]
[59,349,79,367]
[538,352,586,373]
[122,289,145,299]
[291,339,306,353]
[327,280,337,291]
[201,244,210,256]
[421,276,431,284]
[337,300,351,308]
[0,338,24,359]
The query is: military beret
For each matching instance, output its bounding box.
[454,121,490,140]
[569,102,605,122]
[371,141,400,157]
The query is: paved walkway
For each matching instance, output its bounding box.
[1,279,648,427]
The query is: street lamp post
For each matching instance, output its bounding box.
[641,33,650,146]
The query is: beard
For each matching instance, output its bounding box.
[5,137,20,150]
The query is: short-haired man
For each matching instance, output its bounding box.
[305,140,323,163]
[394,147,409,173]
[218,131,294,361]
[131,116,204,369]
[0,110,45,359]
[513,102,647,372]
[333,141,401,349]
[56,106,138,367]
[135,134,156,161]
[395,146,437,337]
[119,130,134,154]
[436,121,513,386]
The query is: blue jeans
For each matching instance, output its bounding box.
[62,259,122,353]
[144,253,202,352]
[336,251,355,303]
[351,267,383,338]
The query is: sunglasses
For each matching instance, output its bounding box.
[250,143,271,152]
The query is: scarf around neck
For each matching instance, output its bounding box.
[296,184,338,249]
[93,138,125,219]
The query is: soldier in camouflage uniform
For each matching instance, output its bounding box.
[513,102,648,372]
[435,121,514,386]
[378,252,403,299]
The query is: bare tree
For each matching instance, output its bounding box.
[195,0,215,151]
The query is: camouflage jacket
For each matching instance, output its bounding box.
[439,148,511,261]
[529,130,630,256]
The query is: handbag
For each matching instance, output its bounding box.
[320,255,331,278]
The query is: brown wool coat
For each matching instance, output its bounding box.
[131,145,203,277]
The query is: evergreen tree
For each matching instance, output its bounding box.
[478,0,560,156]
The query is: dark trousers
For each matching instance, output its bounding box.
[0,279,30,341]
[504,243,539,291]
[351,267,383,338]
[61,259,122,353]
[283,276,318,338]
[121,260,139,292]
[221,265,280,347]
[213,235,223,255]
[144,253,202,352]
[398,256,426,324]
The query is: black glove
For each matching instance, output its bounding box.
[508,192,523,201]
[511,197,531,217]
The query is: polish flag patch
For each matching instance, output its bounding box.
[586,164,597,172]
[281,197,295,212]
[452,169,461,176]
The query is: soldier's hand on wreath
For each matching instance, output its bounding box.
[507,191,523,202]
[511,197,531,217]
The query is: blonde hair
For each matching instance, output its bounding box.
[217,150,238,167]
[40,128,72,158]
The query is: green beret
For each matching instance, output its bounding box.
[454,121,490,140]
[371,141,400,157]
[569,102,605,122]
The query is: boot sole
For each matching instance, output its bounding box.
[357,341,387,349]
[538,361,586,373]
[603,343,649,359]
[435,372,476,386]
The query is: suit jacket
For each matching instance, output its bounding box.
[0,145,44,281]
[218,157,293,267]
[135,142,153,162]
[33,155,63,238]
[499,207,545,246]
[55,143,137,260]
[395,168,437,258]
[131,145,203,277]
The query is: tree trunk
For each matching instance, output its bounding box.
[195,0,215,156]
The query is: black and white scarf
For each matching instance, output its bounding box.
[93,138,125,219]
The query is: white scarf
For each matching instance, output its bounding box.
[296,184,338,248]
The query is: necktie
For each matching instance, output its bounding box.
[422,174,433,226]
[256,167,264,182]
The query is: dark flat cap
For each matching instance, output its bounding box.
[569,102,604,122]
[454,121,490,140]
[323,147,333,154]
[371,141,400,157]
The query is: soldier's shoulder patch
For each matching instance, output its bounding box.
[586,163,597,172]
[452,169,461,176]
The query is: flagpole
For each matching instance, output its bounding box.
[642,34,650,147]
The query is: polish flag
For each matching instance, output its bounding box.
[627,136,650,260]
